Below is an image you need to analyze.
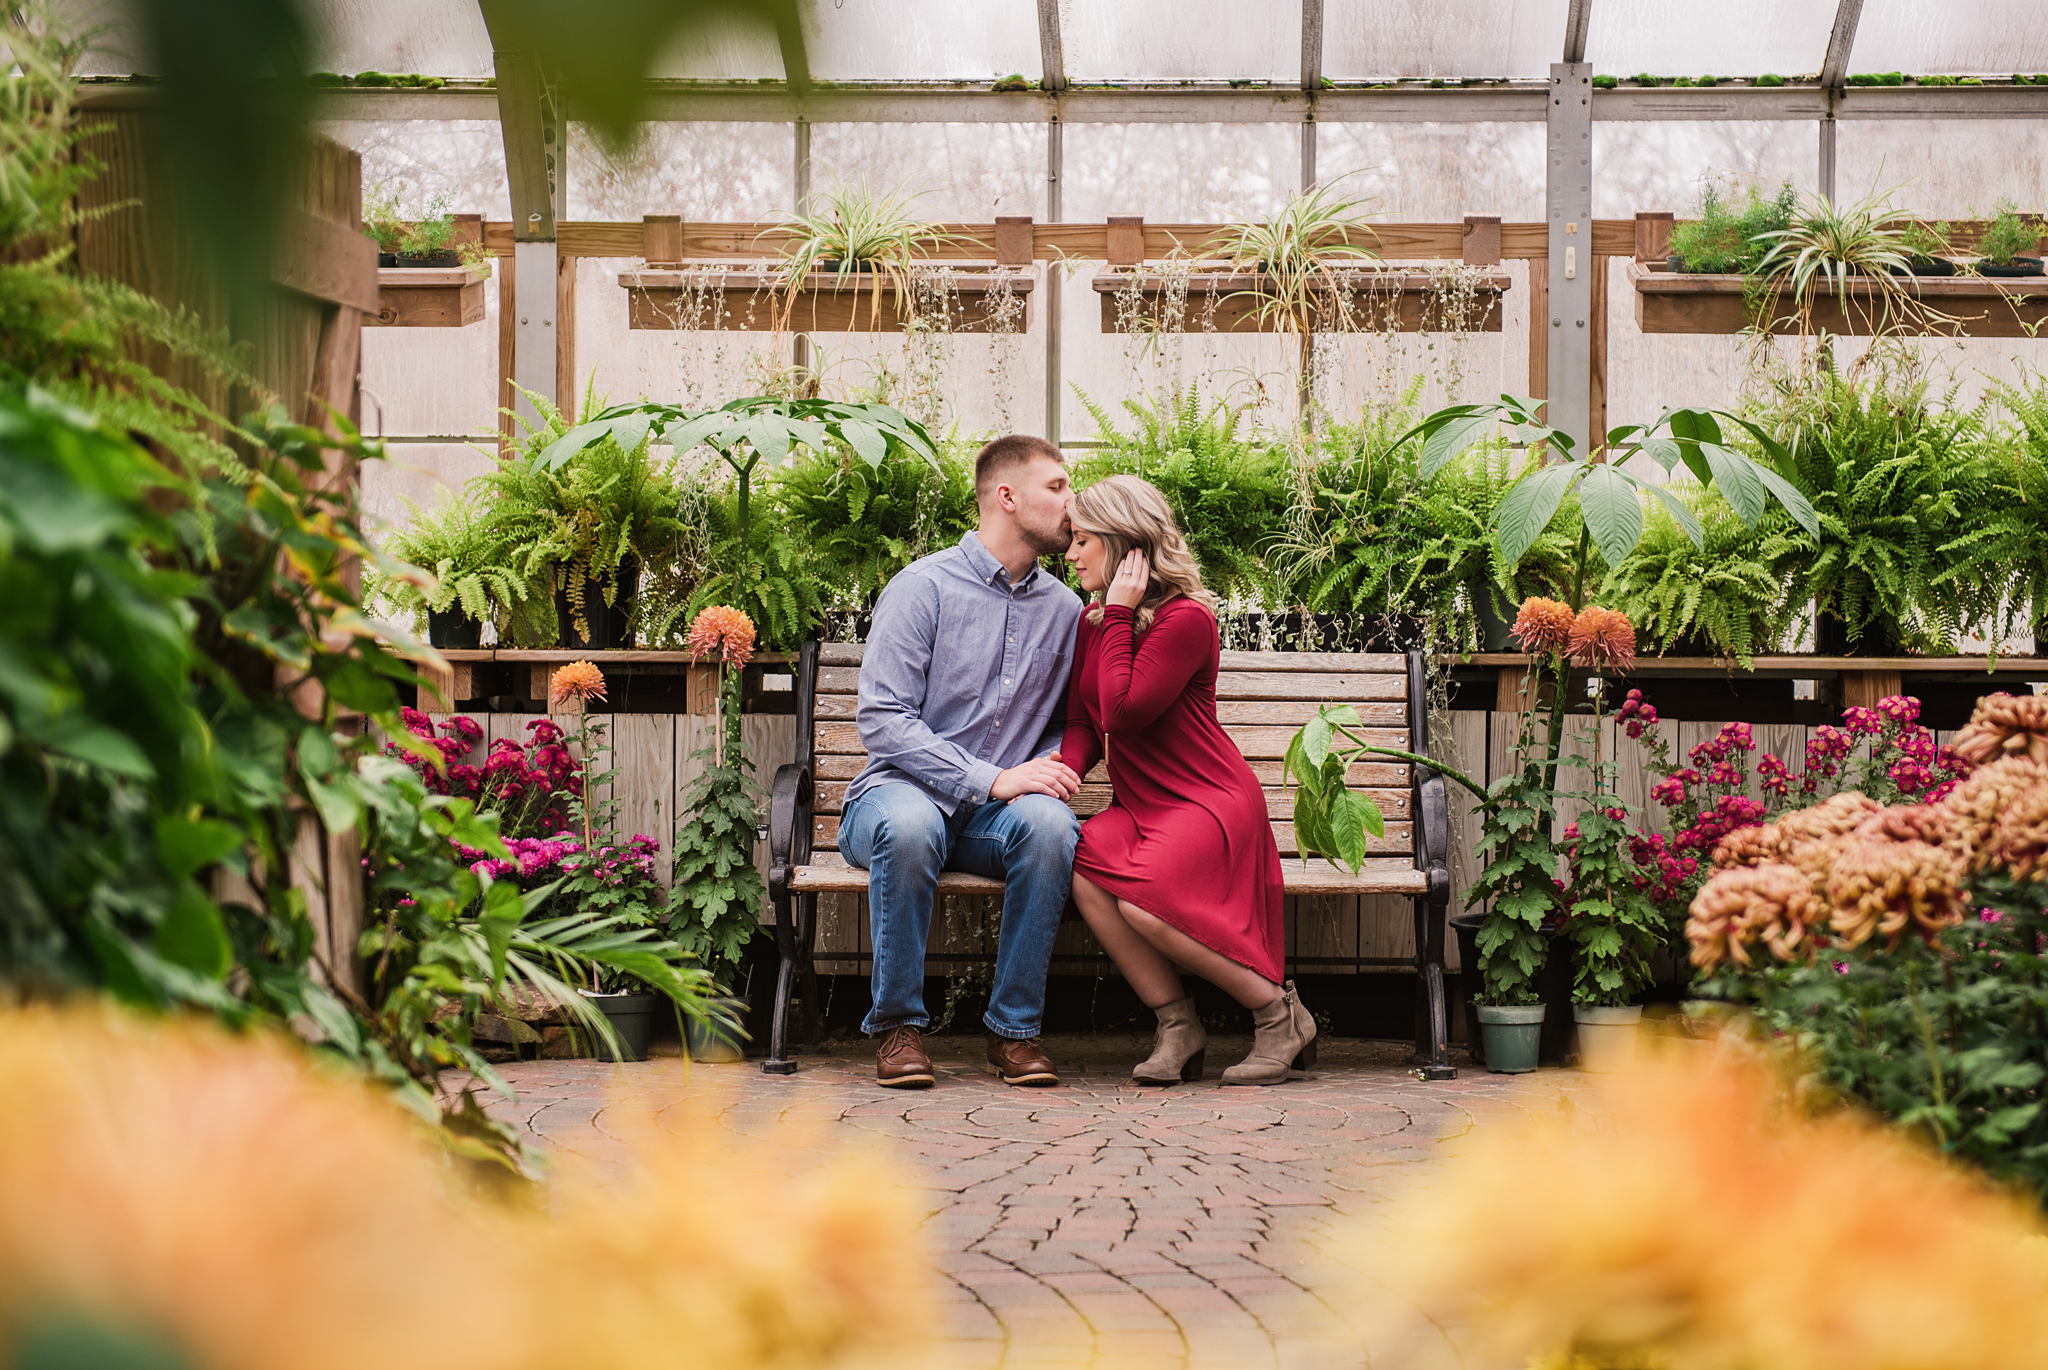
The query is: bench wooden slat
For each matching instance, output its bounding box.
[789,850,1429,896]
[807,752,1413,787]
[812,694,1405,726]
[809,780,1412,821]
[809,814,1414,858]
[816,641,1410,674]
[812,720,1410,758]
[813,664,1407,702]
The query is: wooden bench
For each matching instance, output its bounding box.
[763,642,1456,1079]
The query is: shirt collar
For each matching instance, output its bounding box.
[961,531,1040,591]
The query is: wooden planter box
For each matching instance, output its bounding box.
[1093,268,1510,334]
[1630,259,2048,337]
[617,267,1034,334]
[368,265,489,328]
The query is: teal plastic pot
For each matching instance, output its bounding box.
[1476,1004,1546,1074]
[1573,1004,1643,1073]
[581,991,657,1061]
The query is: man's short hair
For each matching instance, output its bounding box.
[974,434,1063,501]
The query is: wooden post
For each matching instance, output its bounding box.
[556,248,578,422]
[643,213,683,266]
[1842,669,1904,712]
[1106,215,1144,268]
[1527,257,1548,407]
[497,252,516,453]
[1461,214,1502,265]
[994,215,1034,266]
[1634,210,1674,263]
[1589,254,1609,454]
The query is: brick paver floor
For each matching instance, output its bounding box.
[493,1034,1593,1369]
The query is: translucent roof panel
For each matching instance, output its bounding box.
[318,119,508,216]
[304,0,494,79]
[1062,1,1300,84]
[801,0,1040,82]
[1324,0,1569,81]
[569,123,795,219]
[1592,121,1819,218]
[810,124,1044,220]
[1851,0,2048,77]
[1317,123,1546,219]
[1063,123,1300,220]
[1588,0,1834,79]
[1839,118,2048,216]
[647,12,786,80]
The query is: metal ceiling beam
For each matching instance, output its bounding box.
[1037,0,1065,93]
[295,80,2048,126]
[1563,0,1591,64]
[1820,0,1867,93]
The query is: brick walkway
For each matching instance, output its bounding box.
[494,1035,1591,1369]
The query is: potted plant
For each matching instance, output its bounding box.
[1943,377,2048,652]
[772,177,970,330]
[1896,219,1957,276]
[478,389,694,648]
[367,491,531,648]
[1747,373,1999,655]
[666,605,766,1062]
[362,186,466,268]
[1665,180,1796,274]
[1599,481,1801,665]
[1970,199,2043,276]
[1750,186,1927,335]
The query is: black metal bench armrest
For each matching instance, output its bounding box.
[767,761,813,908]
[1417,769,1451,906]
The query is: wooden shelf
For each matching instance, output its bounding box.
[1629,259,2048,337]
[1093,268,1510,334]
[369,265,489,327]
[617,266,1034,333]
[1458,653,2048,675]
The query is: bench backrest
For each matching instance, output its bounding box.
[791,641,1429,866]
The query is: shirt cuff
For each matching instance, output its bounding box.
[964,758,1002,806]
[1102,604,1135,619]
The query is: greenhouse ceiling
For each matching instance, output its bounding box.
[72,0,2048,123]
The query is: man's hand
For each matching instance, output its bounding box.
[1106,549,1149,609]
[991,755,1082,803]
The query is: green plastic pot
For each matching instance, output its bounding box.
[1476,1004,1545,1073]
[1573,1004,1643,1073]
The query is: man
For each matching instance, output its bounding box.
[842,434,1085,1088]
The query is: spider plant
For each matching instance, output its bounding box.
[1214,176,1383,412]
[769,178,972,330]
[1750,186,1935,337]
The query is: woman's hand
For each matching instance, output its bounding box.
[1106,549,1149,610]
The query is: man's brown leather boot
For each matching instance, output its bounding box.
[875,1023,935,1088]
[986,1032,1059,1086]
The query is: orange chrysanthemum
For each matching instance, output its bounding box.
[1510,597,1576,655]
[1687,862,1827,971]
[686,605,757,669]
[1952,691,2048,768]
[548,659,608,709]
[1568,604,1636,672]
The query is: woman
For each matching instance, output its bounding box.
[1058,475,1313,1086]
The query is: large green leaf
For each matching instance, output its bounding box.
[1644,482,1708,548]
[156,884,232,979]
[33,716,155,779]
[838,419,889,470]
[1751,461,1821,538]
[1577,462,1644,567]
[1301,711,1334,771]
[1493,463,1579,568]
[1417,408,1497,479]
[1698,441,1767,526]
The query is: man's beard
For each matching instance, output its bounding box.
[1019,516,1072,557]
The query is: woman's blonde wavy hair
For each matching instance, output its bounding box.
[1069,474,1219,634]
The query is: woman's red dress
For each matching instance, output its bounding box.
[1059,597,1285,982]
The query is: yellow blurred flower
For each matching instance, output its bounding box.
[1953,690,2048,767]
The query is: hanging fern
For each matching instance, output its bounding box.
[1935,375,2048,647]
[1599,482,1802,665]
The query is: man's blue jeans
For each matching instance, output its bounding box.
[841,781,1079,1039]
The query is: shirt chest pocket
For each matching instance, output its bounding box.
[1030,646,1069,692]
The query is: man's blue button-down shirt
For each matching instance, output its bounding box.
[847,531,1084,815]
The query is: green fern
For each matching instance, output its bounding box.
[1599,482,1800,665]
[365,493,533,632]
[766,433,977,612]
[1936,375,2048,645]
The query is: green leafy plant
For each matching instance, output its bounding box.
[1939,375,2048,643]
[1070,383,1292,605]
[475,389,694,645]
[361,186,456,258]
[1215,176,1383,401]
[1598,482,1803,664]
[665,625,766,978]
[366,490,531,634]
[1666,181,1797,274]
[1751,186,1926,335]
[1560,798,1663,1007]
[1749,373,1998,652]
[769,432,977,614]
[1900,218,1956,263]
[771,178,970,328]
[1974,198,2040,266]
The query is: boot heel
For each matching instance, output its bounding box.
[1180,1049,1206,1082]
[1291,1039,1317,1072]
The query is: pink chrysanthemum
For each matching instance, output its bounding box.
[549,660,608,710]
[1568,605,1637,672]
[1510,597,1577,656]
[687,604,758,668]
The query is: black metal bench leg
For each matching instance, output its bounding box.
[1413,895,1457,1081]
[761,889,801,1075]
[796,892,821,1049]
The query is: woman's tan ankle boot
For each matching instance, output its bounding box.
[1221,981,1316,1086]
[1131,996,1208,1084]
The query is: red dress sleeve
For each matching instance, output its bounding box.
[1058,616,1103,779]
[1094,599,1211,733]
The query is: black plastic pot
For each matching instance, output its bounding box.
[376,251,399,268]
[583,991,657,1061]
[554,559,640,650]
[1814,605,1908,657]
[1897,257,1957,277]
[392,249,462,268]
[1475,590,1518,652]
[426,608,483,650]
[1451,913,1575,1067]
[1977,256,2045,277]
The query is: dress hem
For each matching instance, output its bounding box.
[1072,854,1283,984]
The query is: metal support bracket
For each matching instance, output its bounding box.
[1545,61,1593,452]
